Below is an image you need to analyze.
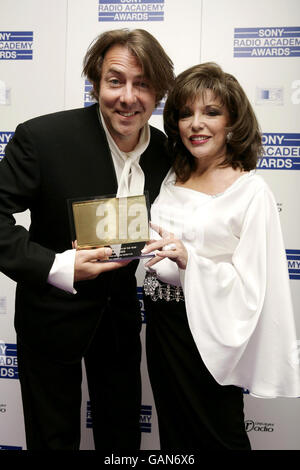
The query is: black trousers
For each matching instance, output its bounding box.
[144,295,251,450]
[17,305,142,450]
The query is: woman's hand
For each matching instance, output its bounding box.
[142,223,188,270]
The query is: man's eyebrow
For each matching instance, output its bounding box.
[105,67,122,74]
[104,67,144,80]
[103,67,122,77]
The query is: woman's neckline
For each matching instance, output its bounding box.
[170,170,254,198]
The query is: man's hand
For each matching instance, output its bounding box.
[74,247,130,282]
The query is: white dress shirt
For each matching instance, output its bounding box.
[47,107,150,294]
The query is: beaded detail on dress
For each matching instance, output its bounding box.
[143,271,184,302]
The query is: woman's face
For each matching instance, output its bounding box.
[178,89,230,168]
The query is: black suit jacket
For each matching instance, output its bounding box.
[0,104,169,362]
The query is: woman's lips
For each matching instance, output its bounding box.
[190,135,211,145]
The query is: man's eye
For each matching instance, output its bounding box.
[136,81,149,89]
[109,79,120,86]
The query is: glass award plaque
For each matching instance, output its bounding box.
[68,193,154,261]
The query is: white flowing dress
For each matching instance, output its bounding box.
[147,169,300,398]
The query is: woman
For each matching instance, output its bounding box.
[142,63,300,450]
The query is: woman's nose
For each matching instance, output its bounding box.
[191,113,204,131]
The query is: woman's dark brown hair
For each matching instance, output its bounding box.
[163,62,263,181]
[83,28,174,106]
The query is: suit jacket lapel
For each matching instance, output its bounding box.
[86,104,118,196]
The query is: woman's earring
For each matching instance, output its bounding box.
[226,132,233,143]
[226,132,233,144]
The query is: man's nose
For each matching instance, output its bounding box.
[120,83,137,106]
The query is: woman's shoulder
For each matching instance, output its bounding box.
[238,171,278,210]
[241,171,270,193]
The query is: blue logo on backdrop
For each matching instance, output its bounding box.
[0,32,33,60]
[98,0,164,22]
[255,86,283,106]
[258,133,300,169]
[152,97,165,116]
[140,405,152,433]
[0,445,23,450]
[84,80,97,108]
[286,250,300,280]
[0,343,18,379]
[234,27,300,57]
[0,132,14,161]
[86,401,92,428]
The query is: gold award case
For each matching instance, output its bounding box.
[68,192,154,261]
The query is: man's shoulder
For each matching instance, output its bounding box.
[143,125,170,168]
[149,125,167,154]
[22,104,98,131]
[149,124,166,143]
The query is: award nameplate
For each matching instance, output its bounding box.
[68,193,154,261]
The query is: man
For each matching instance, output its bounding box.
[0,29,174,450]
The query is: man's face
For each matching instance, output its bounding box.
[98,44,156,152]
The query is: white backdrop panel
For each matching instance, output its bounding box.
[0,0,68,128]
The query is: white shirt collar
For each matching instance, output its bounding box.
[99,106,150,196]
[99,107,150,166]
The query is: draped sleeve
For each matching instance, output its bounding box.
[180,185,300,397]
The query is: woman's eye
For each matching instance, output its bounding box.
[206,107,221,116]
[179,109,192,119]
